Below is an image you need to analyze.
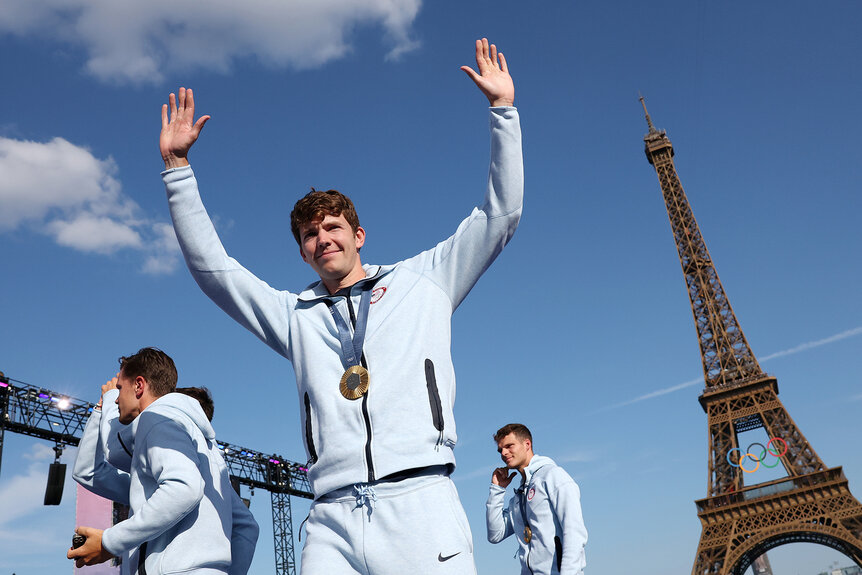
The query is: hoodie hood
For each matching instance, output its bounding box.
[523,454,555,485]
[100,389,215,473]
[148,392,216,441]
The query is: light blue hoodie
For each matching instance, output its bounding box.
[163,108,523,497]
[74,389,259,575]
[487,455,587,575]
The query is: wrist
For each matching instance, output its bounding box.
[163,154,190,170]
[490,97,514,108]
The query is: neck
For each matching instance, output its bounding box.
[323,265,367,294]
[518,453,535,476]
[139,392,160,413]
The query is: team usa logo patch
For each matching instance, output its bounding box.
[370,287,387,304]
[527,487,536,501]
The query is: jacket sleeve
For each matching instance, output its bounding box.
[101,418,205,555]
[486,484,515,543]
[228,491,260,575]
[72,405,131,504]
[548,469,587,574]
[410,107,523,310]
[163,166,294,358]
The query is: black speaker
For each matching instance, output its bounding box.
[44,462,66,505]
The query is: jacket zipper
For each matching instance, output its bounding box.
[519,488,534,575]
[346,295,375,482]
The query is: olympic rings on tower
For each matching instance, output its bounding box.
[725,437,788,473]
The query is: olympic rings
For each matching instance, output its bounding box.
[725,437,787,473]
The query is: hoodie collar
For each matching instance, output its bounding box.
[297,264,394,302]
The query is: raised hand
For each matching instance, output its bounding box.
[492,466,517,488]
[160,87,211,169]
[461,38,515,107]
[101,374,118,396]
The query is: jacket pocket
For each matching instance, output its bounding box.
[304,392,318,465]
[425,359,444,433]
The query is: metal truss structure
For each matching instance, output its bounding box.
[0,371,312,575]
[641,98,862,575]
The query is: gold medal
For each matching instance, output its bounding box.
[524,525,532,543]
[340,365,369,400]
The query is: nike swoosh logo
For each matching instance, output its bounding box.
[438,552,461,562]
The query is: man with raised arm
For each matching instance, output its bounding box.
[487,424,588,575]
[68,348,259,574]
[160,38,522,574]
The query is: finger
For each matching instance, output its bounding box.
[186,87,196,118]
[193,115,211,135]
[169,93,177,122]
[509,472,517,481]
[161,103,168,129]
[490,43,498,69]
[473,39,482,68]
[178,87,187,115]
[76,558,85,568]
[481,38,490,62]
[498,52,508,74]
[460,66,482,84]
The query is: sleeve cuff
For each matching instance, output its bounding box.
[161,164,194,180]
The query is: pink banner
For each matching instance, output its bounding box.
[75,484,120,574]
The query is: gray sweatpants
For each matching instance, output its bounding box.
[301,468,477,575]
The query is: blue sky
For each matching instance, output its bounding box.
[1,1,861,574]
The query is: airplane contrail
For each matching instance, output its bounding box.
[599,326,862,411]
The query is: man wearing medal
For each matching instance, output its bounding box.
[487,424,588,575]
[159,38,522,574]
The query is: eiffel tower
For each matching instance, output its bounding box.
[640,97,862,575]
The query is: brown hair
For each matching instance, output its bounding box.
[494,423,532,445]
[176,387,214,422]
[118,347,177,398]
[290,188,360,245]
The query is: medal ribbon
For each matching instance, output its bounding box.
[517,483,532,542]
[326,282,373,369]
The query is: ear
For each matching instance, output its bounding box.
[299,245,309,264]
[354,226,366,249]
[525,439,532,453]
[134,376,147,399]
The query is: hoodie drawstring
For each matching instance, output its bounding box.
[353,484,377,521]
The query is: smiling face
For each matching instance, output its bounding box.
[497,432,533,471]
[298,213,366,293]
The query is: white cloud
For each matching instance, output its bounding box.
[0,444,80,571]
[0,0,422,84]
[0,444,68,527]
[48,215,143,253]
[142,222,181,274]
[0,136,180,273]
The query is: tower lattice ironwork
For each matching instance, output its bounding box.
[641,98,862,575]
